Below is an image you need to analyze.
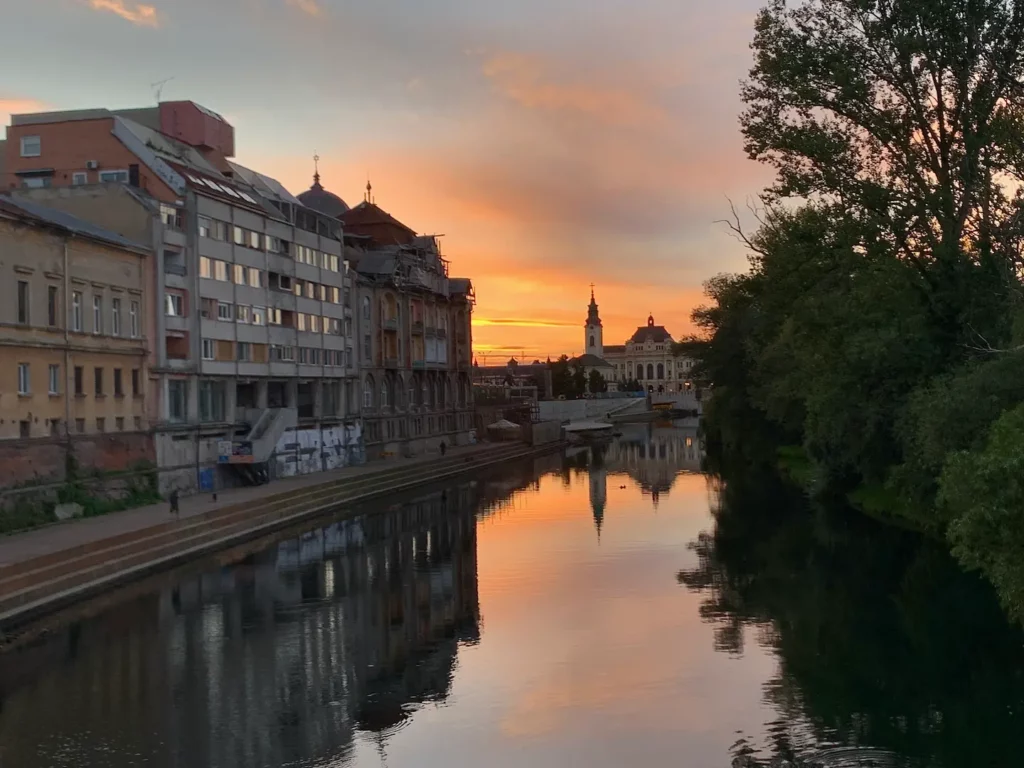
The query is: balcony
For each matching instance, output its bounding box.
[425,326,438,337]
[412,359,426,370]
[436,327,447,339]
[382,317,398,332]
[411,320,424,335]
[164,262,187,276]
[383,356,399,369]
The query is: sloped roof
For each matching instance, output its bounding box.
[296,175,349,217]
[628,322,673,344]
[572,353,614,368]
[339,201,416,245]
[0,196,149,253]
[603,344,626,354]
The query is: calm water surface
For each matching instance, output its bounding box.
[2,424,1024,767]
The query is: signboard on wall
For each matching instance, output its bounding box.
[217,440,254,464]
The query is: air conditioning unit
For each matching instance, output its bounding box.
[85,160,99,170]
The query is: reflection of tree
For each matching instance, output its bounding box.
[679,467,1024,768]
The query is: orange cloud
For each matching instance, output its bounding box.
[286,0,321,16]
[0,97,50,128]
[85,0,160,26]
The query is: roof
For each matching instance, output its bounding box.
[339,200,417,245]
[604,344,626,354]
[118,117,222,176]
[0,196,149,253]
[572,353,614,368]
[628,315,674,344]
[449,278,473,296]
[228,162,305,207]
[297,175,349,217]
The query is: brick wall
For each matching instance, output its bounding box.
[0,433,155,490]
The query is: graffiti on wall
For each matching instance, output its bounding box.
[272,423,365,479]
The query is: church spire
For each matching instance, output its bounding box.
[312,152,321,187]
[586,284,602,327]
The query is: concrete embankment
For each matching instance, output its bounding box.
[0,442,561,632]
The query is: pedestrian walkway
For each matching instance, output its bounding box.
[0,444,484,570]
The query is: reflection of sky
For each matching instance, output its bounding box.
[4,0,772,361]
[356,464,778,767]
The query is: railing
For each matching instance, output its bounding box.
[436,327,447,339]
[425,326,437,337]
[382,317,398,331]
[164,263,187,276]
[412,359,426,370]
[411,320,424,334]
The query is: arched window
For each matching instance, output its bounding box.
[380,380,389,408]
[362,296,371,321]
[636,366,643,381]
[363,375,375,409]
[657,363,664,379]
[422,380,429,408]
[589,335,595,348]
[628,363,633,378]
[647,363,654,380]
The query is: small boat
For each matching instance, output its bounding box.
[563,420,615,444]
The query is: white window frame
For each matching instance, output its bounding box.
[201,338,215,360]
[98,169,129,183]
[93,295,103,334]
[72,291,82,331]
[165,293,184,317]
[72,172,88,186]
[252,306,266,326]
[236,342,251,362]
[49,364,60,395]
[217,302,233,321]
[130,300,139,337]
[111,298,121,336]
[17,363,30,395]
[20,135,41,158]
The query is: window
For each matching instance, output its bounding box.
[160,204,182,230]
[305,282,315,299]
[50,419,61,437]
[215,260,228,281]
[217,302,233,321]
[96,417,105,433]
[132,369,140,396]
[325,253,339,272]
[16,281,29,325]
[111,298,122,336]
[116,417,124,432]
[309,315,320,333]
[363,334,371,359]
[75,418,86,434]
[94,367,104,396]
[198,217,212,237]
[233,226,245,246]
[98,170,129,183]
[48,364,59,395]
[233,264,245,285]
[271,344,295,362]
[134,416,141,430]
[297,313,307,332]
[168,380,188,422]
[236,305,250,323]
[237,342,251,361]
[330,286,340,303]
[199,380,226,422]
[362,296,371,320]
[200,256,212,278]
[268,308,282,325]
[293,280,303,297]
[113,368,123,397]
[252,306,266,325]
[130,300,139,337]
[165,293,184,317]
[19,421,30,439]
[317,284,326,301]
[17,363,30,395]
[248,269,261,288]
[93,295,102,333]
[74,366,84,395]
[20,135,41,157]
[267,236,282,253]
[201,338,215,360]
[248,231,261,250]
[47,286,58,327]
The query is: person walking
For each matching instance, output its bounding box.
[439,441,447,457]
[169,488,180,518]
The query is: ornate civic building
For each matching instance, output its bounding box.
[584,290,694,394]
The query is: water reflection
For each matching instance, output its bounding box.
[0,468,544,768]
[679,467,1024,768]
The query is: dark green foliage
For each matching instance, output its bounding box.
[587,368,608,394]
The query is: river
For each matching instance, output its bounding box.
[1,423,1023,767]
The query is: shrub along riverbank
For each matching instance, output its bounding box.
[687,0,1024,621]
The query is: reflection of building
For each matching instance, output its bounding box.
[580,290,695,394]
[0,485,483,767]
[604,424,703,504]
[590,455,607,538]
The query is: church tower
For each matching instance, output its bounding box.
[585,286,604,357]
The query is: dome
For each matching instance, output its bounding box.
[297,172,349,217]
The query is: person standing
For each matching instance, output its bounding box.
[169,488,180,518]
[439,441,447,457]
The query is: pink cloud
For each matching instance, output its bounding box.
[85,0,161,27]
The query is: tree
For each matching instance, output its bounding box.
[572,363,588,397]
[588,369,608,394]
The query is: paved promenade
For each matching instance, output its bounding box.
[0,445,485,570]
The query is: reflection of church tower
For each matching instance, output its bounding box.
[589,458,607,540]
[585,287,604,358]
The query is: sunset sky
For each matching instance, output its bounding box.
[2,0,772,361]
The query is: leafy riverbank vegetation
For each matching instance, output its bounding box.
[685,0,1024,619]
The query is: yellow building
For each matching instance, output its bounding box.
[0,197,150,441]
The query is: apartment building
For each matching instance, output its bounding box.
[332,194,476,457]
[0,197,150,443]
[4,102,361,492]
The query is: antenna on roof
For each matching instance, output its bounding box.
[151,77,174,104]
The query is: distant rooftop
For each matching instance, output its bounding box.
[0,196,148,253]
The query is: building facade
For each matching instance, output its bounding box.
[0,197,151,441]
[583,291,694,394]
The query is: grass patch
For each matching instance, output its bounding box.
[777,445,815,489]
